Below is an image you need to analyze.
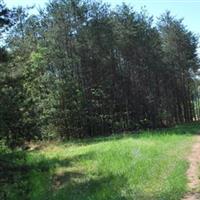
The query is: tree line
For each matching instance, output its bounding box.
[0,0,200,147]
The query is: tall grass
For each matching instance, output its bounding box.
[1,123,200,200]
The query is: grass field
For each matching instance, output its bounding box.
[1,123,200,200]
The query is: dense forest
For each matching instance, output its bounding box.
[0,0,200,147]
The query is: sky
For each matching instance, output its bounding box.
[5,0,200,36]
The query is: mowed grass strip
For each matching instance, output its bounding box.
[2,123,200,200]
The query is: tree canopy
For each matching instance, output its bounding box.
[0,0,200,147]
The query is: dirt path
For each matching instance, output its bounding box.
[182,135,200,200]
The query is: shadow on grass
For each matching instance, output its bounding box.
[0,147,188,200]
[0,149,96,200]
[51,173,185,200]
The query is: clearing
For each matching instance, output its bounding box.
[1,123,200,200]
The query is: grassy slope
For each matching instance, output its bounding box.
[1,123,200,200]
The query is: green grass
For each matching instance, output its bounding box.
[1,123,200,200]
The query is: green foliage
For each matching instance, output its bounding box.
[0,74,41,147]
[0,0,200,144]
